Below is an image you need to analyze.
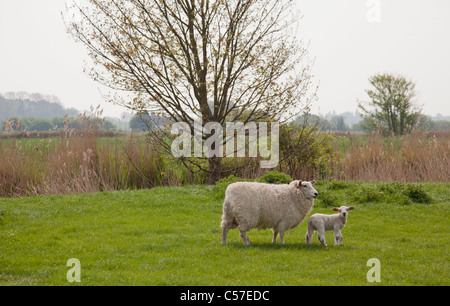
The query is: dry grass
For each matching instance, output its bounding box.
[333,132,449,182]
[0,110,173,197]
[0,122,448,198]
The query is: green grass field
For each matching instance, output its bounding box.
[0,181,449,285]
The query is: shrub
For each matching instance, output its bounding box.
[393,193,413,206]
[257,171,293,185]
[378,183,396,194]
[353,184,384,203]
[403,184,432,204]
[317,191,338,207]
[328,181,351,190]
[278,123,334,180]
[212,175,252,199]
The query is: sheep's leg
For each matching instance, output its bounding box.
[221,215,238,245]
[239,230,250,246]
[317,229,327,247]
[272,230,278,244]
[279,231,285,244]
[221,225,229,245]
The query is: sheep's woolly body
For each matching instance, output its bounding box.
[221,180,317,245]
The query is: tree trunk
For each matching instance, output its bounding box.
[207,157,223,185]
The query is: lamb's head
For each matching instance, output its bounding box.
[331,206,355,218]
[296,180,318,199]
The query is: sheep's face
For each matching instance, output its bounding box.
[331,206,355,218]
[297,180,318,199]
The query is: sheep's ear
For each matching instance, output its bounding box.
[311,180,316,185]
[331,207,339,212]
[348,206,355,211]
[297,181,302,188]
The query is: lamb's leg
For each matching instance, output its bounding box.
[334,230,343,246]
[272,230,278,244]
[317,228,327,247]
[306,224,315,244]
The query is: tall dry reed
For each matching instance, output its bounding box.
[0,110,171,197]
[333,132,449,182]
[1,119,448,198]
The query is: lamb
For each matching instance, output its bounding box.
[305,206,355,247]
[221,180,318,246]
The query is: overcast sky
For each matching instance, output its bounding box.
[0,0,449,118]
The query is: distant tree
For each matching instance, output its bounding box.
[293,114,331,130]
[330,116,347,131]
[1,117,21,133]
[29,120,53,132]
[0,92,78,122]
[129,111,153,132]
[351,119,370,132]
[358,73,422,135]
[429,120,450,131]
[1,116,117,133]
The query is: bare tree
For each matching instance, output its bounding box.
[65,0,316,183]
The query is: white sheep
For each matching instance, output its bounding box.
[221,180,318,246]
[305,206,355,246]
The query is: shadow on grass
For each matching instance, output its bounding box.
[224,241,356,251]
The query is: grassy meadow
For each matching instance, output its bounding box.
[0,128,448,285]
[0,181,448,285]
